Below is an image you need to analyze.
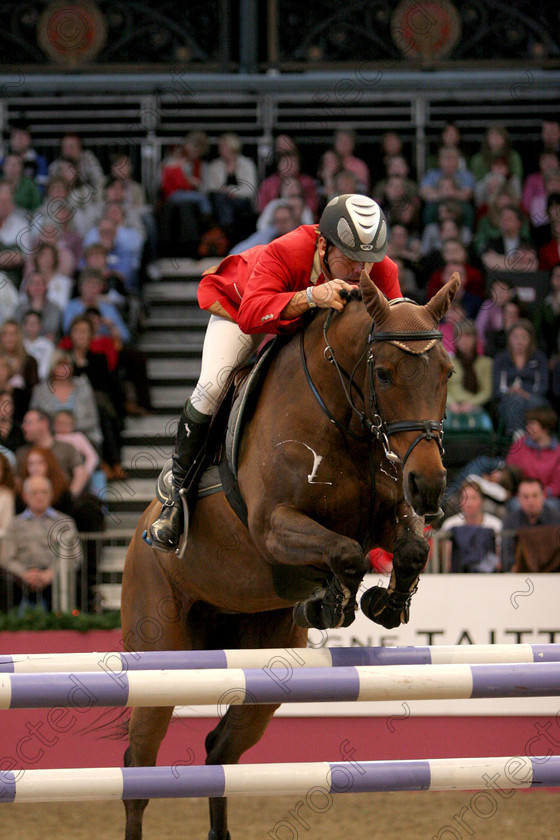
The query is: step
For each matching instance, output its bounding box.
[119,466,161,480]
[105,511,143,532]
[94,583,122,611]
[152,257,218,278]
[145,314,210,329]
[139,330,204,349]
[122,432,175,446]
[104,506,147,528]
[121,447,167,478]
[145,304,200,320]
[139,341,203,358]
[145,309,209,325]
[147,358,201,380]
[122,414,178,437]
[151,385,193,409]
[98,546,127,574]
[105,477,155,513]
[122,446,170,471]
[106,477,155,501]
[144,281,200,302]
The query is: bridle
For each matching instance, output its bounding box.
[300,296,446,470]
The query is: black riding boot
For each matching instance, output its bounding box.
[149,400,211,550]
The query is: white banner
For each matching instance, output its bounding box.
[177,574,560,718]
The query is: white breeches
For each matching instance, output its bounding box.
[190,315,265,415]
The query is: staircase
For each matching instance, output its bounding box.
[95,258,214,609]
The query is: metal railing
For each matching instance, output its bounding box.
[0,523,529,617]
[428,529,518,574]
[1,69,559,200]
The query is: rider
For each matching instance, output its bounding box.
[149,194,402,550]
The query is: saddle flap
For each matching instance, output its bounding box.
[225,337,284,478]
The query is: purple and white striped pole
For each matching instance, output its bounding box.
[0,662,559,709]
[0,756,559,803]
[0,643,558,674]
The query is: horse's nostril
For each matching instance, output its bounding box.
[408,472,420,497]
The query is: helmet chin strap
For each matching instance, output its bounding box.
[322,239,333,279]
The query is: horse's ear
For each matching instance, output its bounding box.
[424,271,461,324]
[359,270,391,326]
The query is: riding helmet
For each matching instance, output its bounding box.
[318,194,387,262]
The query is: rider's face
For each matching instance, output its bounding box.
[318,238,373,284]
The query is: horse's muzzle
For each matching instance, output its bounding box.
[406,468,447,517]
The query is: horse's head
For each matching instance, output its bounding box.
[359,270,460,517]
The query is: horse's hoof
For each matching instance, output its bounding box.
[208,831,231,840]
[293,593,328,629]
[293,581,356,630]
[361,584,417,629]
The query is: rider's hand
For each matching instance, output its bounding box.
[311,279,359,312]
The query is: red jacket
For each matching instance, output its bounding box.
[161,159,202,201]
[427,264,485,302]
[539,239,560,271]
[506,436,560,499]
[197,225,401,335]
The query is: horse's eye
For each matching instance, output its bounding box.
[375,367,391,385]
[447,369,454,380]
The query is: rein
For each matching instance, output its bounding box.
[300,309,369,442]
[300,302,446,469]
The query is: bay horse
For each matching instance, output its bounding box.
[120,270,459,840]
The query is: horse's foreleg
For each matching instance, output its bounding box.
[361,507,428,628]
[265,504,369,628]
[124,706,175,840]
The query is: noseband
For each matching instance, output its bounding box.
[300,298,445,469]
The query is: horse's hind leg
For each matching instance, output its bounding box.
[124,706,175,840]
[206,703,280,840]
[121,519,193,840]
[205,609,307,840]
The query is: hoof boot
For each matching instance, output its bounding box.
[361,584,417,629]
[293,578,356,630]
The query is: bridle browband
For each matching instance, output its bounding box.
[300,297,446,470]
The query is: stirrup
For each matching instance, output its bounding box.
[175,489,190,558]
[143,490,190,557]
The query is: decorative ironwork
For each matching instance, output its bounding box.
[391,0,462,62]
[277,0,560,65]
[0,0,558,69]
[37,1,107,67]
[0,0,222,67]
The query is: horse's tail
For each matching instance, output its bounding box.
[75,707,131,740]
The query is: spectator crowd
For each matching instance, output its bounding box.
[1,116,560,610]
